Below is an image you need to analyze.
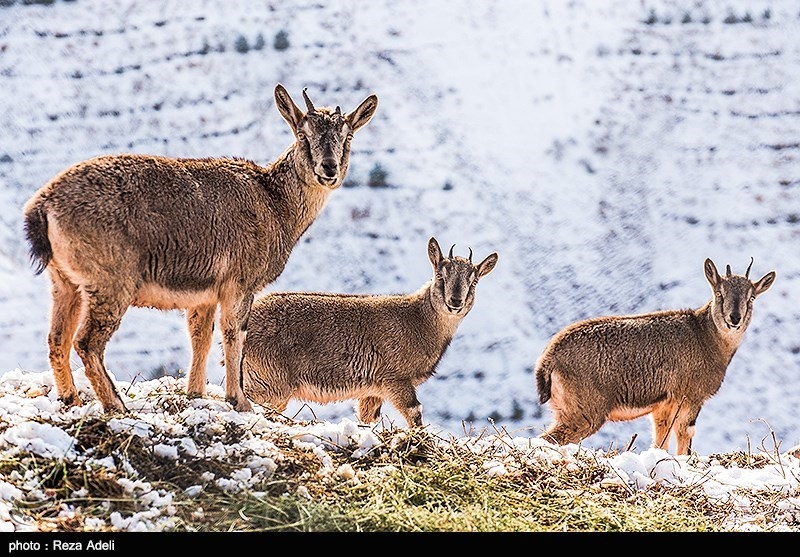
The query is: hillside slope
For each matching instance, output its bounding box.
[1,0,799,455]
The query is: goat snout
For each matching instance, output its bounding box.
[446,297,464,313]
[320,158,338,178]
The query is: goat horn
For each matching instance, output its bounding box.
[302,88,315,112]
[468,247,473,262]
[745,257,754,278]
[448,244,455,259]
[726,264,732,277]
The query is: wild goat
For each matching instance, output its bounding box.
[535,258,775,455]
[22,84,378,414]
[242,237,498,427]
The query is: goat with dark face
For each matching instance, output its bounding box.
[242,237,499,428]
[535,257,775,455]
[22,84,378,414]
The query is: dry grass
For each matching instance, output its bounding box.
[2,407,799,532]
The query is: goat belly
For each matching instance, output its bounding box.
[133,283,218,309]
[607,405,657,422]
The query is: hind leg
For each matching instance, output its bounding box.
[540,374,606,446]
[541,417,602,446]
[185,304,216,397]
[651,399,682,452]
[241,359,292,414]
[72,288,129,413]
[46,268,83,406]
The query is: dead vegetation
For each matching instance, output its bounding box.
[1,387,798,533]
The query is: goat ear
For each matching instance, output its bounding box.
[704,258,720,288]
[274,84,305,130]
[428,237,443,267]
[754,271,776,296]
[477,253,498,278]
[346,94,378,133]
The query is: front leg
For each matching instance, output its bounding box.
[357,396,384,423]
[386,383,423,428]
[219,292,254,412]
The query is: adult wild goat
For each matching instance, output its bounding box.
[22,84,378,414]
[242,237,498,428]
[535,258,775,455]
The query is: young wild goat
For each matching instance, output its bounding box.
[22,84,378,414]
[535,258,775,455]
[242,237,498,428]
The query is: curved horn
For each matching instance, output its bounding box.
[448,244,455,259]
[726,264,732,277]
[468,247,473,262]
[745,257,754,278]
[302,87,315,112]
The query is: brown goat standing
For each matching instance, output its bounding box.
[242,237,498,428]
[22,84,378,414]
[535,258,775,455]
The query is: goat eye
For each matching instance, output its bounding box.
[749,296,756,302]
[715,291,722,298]
[297,132,306,141]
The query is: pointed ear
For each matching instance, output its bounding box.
[754,271,776,296]
[274,84,304,130]
[477,253,498,279]
[346,94,378,133]
[428,237,443,267]
[704,258,720,289]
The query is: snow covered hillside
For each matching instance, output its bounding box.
[1,0,799,455]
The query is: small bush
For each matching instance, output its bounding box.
[368,163,389,188]
[723,12,739,24]
[274,30,289,51]
[234,34,249,53]
[253,33,265,50]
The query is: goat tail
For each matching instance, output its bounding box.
[535,358,552,404]
[23,199,52,275]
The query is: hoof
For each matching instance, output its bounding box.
[227,396,253,413]
[60,393,80,408]
[102,399,128,415]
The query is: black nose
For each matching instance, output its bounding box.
[730,312,741,325]
[321,159,337,177]
[449,297,463,308]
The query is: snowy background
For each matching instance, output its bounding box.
[1,0,799,456]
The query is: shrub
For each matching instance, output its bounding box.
[368,163,389,188]
[253,33,265,50]
[234,34,249,53]
[274,30,289,51]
